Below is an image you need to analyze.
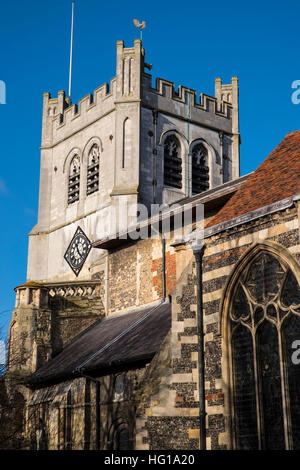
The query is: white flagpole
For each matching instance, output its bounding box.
[68,1,75,101]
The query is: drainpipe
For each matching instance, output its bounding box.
[186,92,192,197]
[152,110,158,204]
[193,243,206,450]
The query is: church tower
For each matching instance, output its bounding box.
[26,39,240,284]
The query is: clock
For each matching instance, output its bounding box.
[64,227,92,276]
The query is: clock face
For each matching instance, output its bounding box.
[64,227,92,276]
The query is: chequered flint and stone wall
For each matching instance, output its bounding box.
[135,204,300,449]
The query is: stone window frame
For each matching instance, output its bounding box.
[220,240,300,450]
[113,373,125,402]
[83,137,103,197]
[189,139,214,195]
[63,148,82,206]
[159,129,188,194]
[108,420,133,450]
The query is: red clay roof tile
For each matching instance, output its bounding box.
[207,130,300,228]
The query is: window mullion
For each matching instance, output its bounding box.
[278,320,292,449]
[252,325,263,450]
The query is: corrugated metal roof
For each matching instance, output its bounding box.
[27,301,171,387]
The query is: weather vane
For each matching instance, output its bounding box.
[133,19,146,41]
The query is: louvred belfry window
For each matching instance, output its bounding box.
[163,135,182,189]
[87,144,100,195]
[191,143,209,194]
[230,251,300,449]
[68,155,80,204]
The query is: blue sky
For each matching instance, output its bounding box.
[0,0,300,339]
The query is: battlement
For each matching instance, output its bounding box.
[142,74,236,120]
[42,77,117,145]
[41,40,238,146]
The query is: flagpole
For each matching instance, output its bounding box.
[68,1,75,101]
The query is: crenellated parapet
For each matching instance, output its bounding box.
[141,73,239,136]
[142,74,234,118]
[42,39,144,146]
[41,39,238,147]
[42,79,117,146]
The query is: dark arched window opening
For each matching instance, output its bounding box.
[68,155,80,204]
[113,375,125,402]
[230,251,300,449]
[109,425,133,450]
[117,428,132,450]
[191,143,209,194]
[163,135,182,189]
[87,144,100,195]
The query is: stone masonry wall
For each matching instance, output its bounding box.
[108,238,177,314]
[138,204,300,450]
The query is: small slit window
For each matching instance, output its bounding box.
[191,143,209,194]
[163,135,182,189]
[87,144,100,195]
[113,375,125,402]
[68,155,80,204]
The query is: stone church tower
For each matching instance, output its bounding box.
[27,39,239,284]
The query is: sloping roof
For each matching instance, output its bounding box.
[207,130,300,228]
[93,174,250,250]
[27,301,171,387]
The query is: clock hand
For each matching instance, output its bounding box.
[73,244,80,259]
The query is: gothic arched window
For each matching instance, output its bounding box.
[191,143,209,194]
[163,135,182,189]
[109,425,133,450]
[117,428,132,450]
[229,251,300,449]
[68,155,80,204]
[87,144,100,195]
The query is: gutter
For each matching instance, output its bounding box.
[186,195,298,245]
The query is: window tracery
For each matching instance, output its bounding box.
[163,135,182,189]
[230,251,300,449]
[191,143,209,194]
[68,155,80,204]
[87,144,100,195]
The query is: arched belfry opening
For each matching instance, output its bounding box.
[191,143,209,194]
[163,134,182,189]
[87,143,100,195]
[68,154,80,204]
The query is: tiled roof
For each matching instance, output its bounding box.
[26,301,171,387]
[207,130,300,228]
